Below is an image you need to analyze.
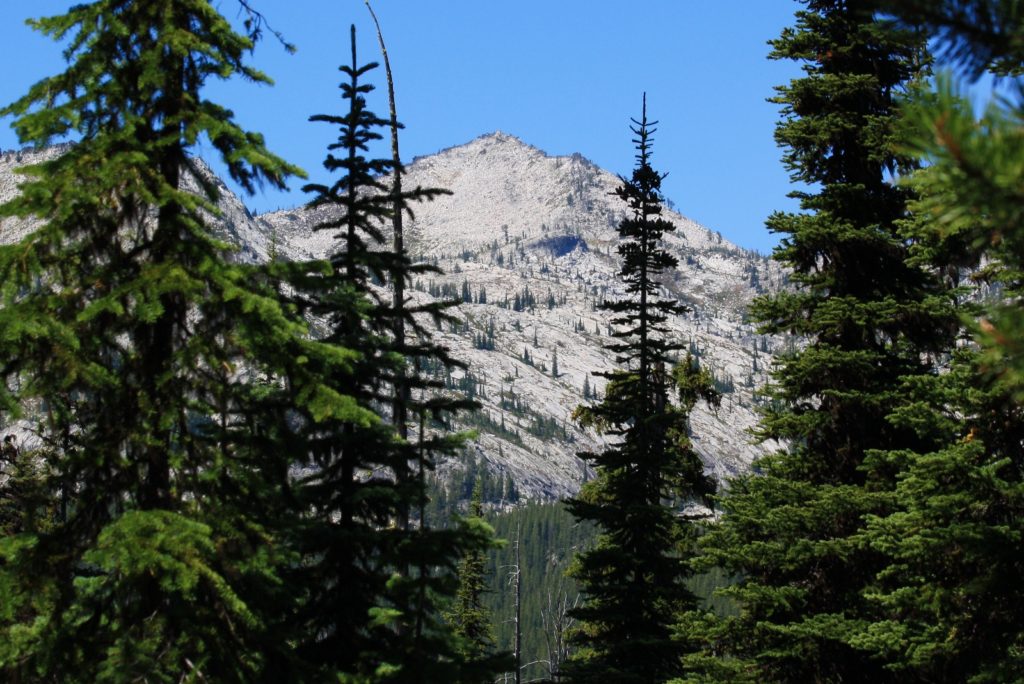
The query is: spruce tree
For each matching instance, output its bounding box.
[0,1,341,680]
[680,3,949,682]
[563,98,717,684]
[881,0,1024,77]
[0,436,52,538]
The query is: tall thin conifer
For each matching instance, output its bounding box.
[563,98,717,684]
[285,24,500,683]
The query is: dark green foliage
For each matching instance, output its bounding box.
[483,503,734,684]
[682,3,951,682]
[276,24,418,679]
[563,99,718,684]
[846,4,1024,679]
[485,502,594,684]
[0,2,327,681]
[283,24,498,683]
[0,438,51,537]
[473,318,496,351]
[855,349,1024,682]
[423,462,738,684]
[526,414,571,442]
[424,453,520,527]
[445,481,500,662]
[708,368,734,395]
[893,63,1024,403]
[460,410,524,448]
[882,0,1024,76]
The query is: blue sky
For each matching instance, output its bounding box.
[0,1,808,254]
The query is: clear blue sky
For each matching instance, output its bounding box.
[0,1,807,254]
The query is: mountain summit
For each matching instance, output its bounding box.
[262,132,786,497]
[1,134,785,498]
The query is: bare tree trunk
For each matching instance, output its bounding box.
[501,521,524,684]
[514,522,522,684]
[541,583,579,682]
[364,0,411,450]
[415,410,427,642]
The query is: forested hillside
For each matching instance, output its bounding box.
[0,1,1021,683]
[477,503,735,684]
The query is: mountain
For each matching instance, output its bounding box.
[0,133,785,499]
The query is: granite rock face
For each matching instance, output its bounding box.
[1,133,787,499]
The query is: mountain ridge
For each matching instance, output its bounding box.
[0,133,785,499]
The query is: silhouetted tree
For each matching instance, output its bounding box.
[563,97,717,684]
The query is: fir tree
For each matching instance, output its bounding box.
[882,0,1024,77]
[445,481,499,663]
[680,3,950,681]
[563,98,717,684]
[0,436,52,538]
[849,3,1024,679]
[0,1,331,680]
[285,24,499,683]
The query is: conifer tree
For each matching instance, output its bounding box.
[563,98,718,684]
[0,437,51,538]
[445,481,499,663]
[680,3,950,681]
[285,25,499,683]
[0,2,343,680]
[849,3,1024,679]
[882,0,1024,77]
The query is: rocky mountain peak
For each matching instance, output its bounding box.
[259,133,786,497]
[1,135,787,499]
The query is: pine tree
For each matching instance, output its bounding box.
[849,3,1024,679]
[0,2,334,680]
[285,24,499,683]
[0,436,52,538]
[881,0,1024,77]
[680,3,950,681]
[563,98,718,684]
[445,481,499,663]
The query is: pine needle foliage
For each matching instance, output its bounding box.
[445,480,499,662]
[0,1,347,681]
[881,0,1024,76]
[284,25,501,684]
[563,98,718,684]
[851,3,1024,679]
[680,3,955,682]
